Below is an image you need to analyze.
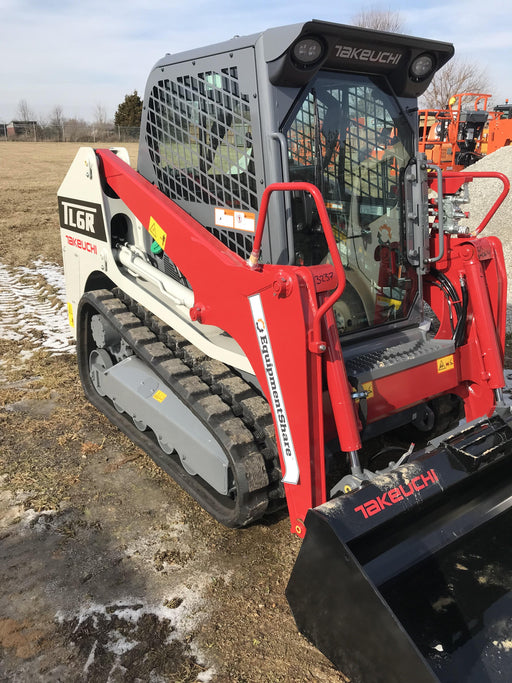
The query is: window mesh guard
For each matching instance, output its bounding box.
[145,67,258,261]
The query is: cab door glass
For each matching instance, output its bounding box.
[284,73,417,334]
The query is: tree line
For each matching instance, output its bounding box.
[3,92,143,142]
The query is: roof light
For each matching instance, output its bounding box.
[410,53,435,81]
[292,37,324,66]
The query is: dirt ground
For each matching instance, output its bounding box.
[0,143,348,682]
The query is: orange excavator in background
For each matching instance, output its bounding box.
[419,93,512,170]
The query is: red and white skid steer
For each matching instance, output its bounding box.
[59,20,512,682]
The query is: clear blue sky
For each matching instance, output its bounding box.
[1,0,511,122]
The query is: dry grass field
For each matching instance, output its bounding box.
[0,143,346,682]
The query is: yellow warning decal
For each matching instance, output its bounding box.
[67,302,74,328]
[355,381,374,403]
[362,381,374,400]
[153,390,167,403]
[148,217,167,250]
[437,355,455,373]
[376,293,402,311]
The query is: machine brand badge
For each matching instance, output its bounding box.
[334,44,402,66]
[58,197,106,242]
[354,469,440,519]
[249,294,299,485]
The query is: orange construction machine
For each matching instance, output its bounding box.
[419,93,512,170]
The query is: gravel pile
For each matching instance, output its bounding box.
[465,146,512,329]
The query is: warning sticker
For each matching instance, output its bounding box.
[215,208,255,233]
[362,381,374,399]
[153,390,167,403]
[67,302,74,328]
[354,381,373,403]
[437,355,455,373]
[148,217,167,250]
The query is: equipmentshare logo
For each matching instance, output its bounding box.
[249,294,299,485]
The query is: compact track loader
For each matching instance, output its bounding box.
[59,20,512,681]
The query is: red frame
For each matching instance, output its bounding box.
[96,149,508,538]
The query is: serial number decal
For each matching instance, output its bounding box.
[314,271,334,286]
[355,469,439,519]
[437,354,455,373]
[249,294,299,485]
[148,216,167,250]
[59,197,106,241]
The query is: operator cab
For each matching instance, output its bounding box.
[138,20,453,342]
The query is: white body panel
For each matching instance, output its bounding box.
[58,147,254,374]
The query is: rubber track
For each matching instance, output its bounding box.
[79,288,283,528]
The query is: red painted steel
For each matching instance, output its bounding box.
[96,150,359,536]
[430,170,509,235]
[95,148,508,537]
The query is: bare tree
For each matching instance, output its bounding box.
[94,104,108,127]
[93,103,111,142]
[50,105,65,141]
[16,99,35,122]
[351,7,404,32]
[420,58,489,109]
[65,118,92,142]
[51,105,64,126]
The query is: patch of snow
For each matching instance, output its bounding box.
[0,259,74,356]
[56,597,215,681]
[83,640,97,675]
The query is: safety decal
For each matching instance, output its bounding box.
[437,354,455,373]
[67,302,74,328]
[148,217,167,250]
[362,381,374,399]
[152,390,167,403]
[215,208,255,233]
[249,294,299,485]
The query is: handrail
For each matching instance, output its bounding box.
[248,181,346,350]
[441,171,510,236]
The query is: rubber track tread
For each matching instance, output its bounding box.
[80,289,283,528]
[121,289,283,499]
[113,288,283,502]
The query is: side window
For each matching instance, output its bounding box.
[146,68,257,211]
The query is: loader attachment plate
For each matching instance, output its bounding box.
[286,410,512,682]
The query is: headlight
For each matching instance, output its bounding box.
[292,37,325,66]
[410,53,435,81]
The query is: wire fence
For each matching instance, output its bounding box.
[0,122,140,143]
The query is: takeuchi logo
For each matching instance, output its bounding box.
[354,469,439,519]
[335,44,402,66]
